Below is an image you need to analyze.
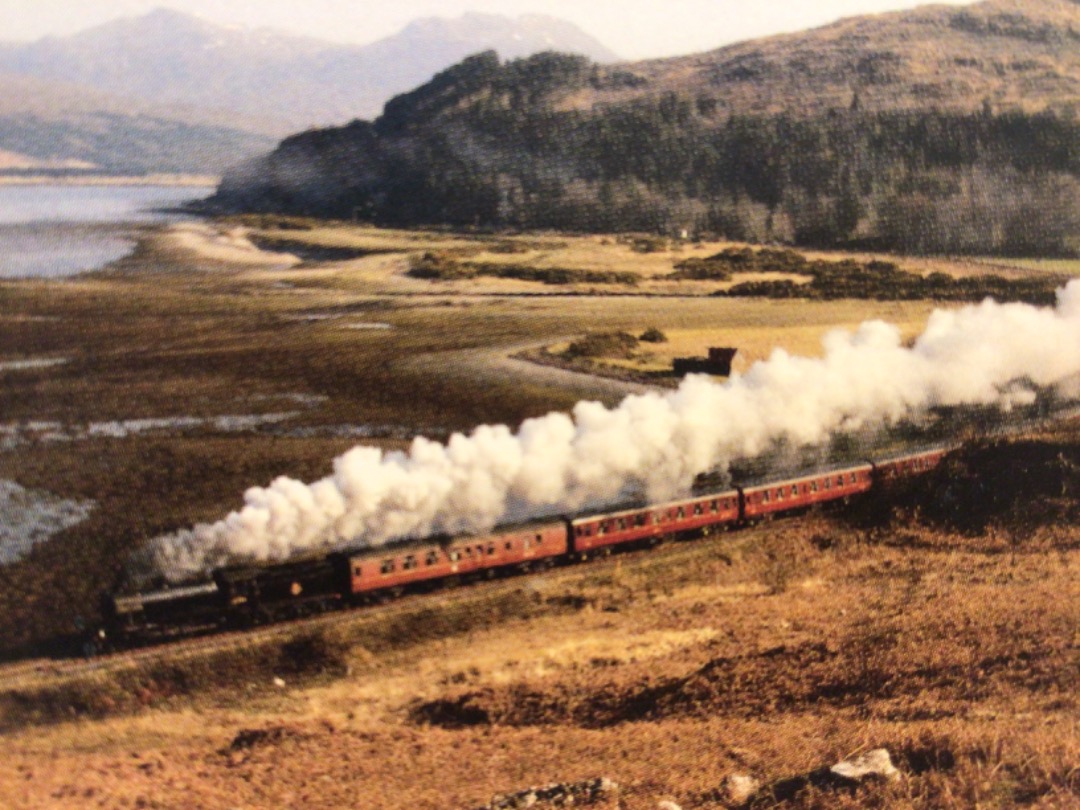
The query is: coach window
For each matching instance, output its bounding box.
[811,481,818,493]
[403,555,417,571]
[426,551,439,566]
[535,534,543,545]
[676,508,685,519]
[488,543,496,555]
[380,559,395,575]
[791,485,798,496]
[850,473,857,484]
[762,490,770,504]
[506,539,515,550]
[449,550,460,562]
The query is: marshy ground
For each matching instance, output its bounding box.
[0,218,1076,808]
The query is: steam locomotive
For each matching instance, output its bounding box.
[98,447,948,649]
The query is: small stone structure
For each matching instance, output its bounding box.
[673,347,737,377]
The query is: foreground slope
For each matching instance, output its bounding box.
[2,433,1078,808]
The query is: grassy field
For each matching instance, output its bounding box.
[970,256,1080,279]
[0,219,1077,808]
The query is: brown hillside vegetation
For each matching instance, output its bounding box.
[609,0,1080,115]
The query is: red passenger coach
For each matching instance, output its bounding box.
[741,464,873,520]
[348,520,568,599]
[873,448,948,482]
[571,490,740,554]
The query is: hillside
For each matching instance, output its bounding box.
[3,431,1078,807]
[0,9,618,132]
[214,0,1080,257]
[0,73,276,175]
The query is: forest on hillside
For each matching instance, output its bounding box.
[217,52,1080,257]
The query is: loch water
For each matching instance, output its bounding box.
[0,184,213,278]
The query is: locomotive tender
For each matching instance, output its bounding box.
[100,447,948,648]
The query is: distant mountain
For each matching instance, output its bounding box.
[0,72,277,175]
[0,8,620,132]
[214,0,1080,257]
[0,71,279,175]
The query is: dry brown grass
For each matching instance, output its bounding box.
[1,510,1076,808]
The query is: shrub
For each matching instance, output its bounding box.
[563,332,640,359]
[639,327,668,343]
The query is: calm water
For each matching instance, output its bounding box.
[0,184,214,278]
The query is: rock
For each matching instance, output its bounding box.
[478,777,618,809]
[272,676,286,688]
[719,773,761,804]
[829,749,901,784]
[759,749,900,804]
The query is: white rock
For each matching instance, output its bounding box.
[830,749,901,783]
[721,774,761,804]
[272,677,286,688]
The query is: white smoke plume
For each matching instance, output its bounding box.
[150,284,1080,580]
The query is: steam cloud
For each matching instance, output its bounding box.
[151,284,1080,580]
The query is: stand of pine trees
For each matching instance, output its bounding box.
[217,52,1080,258]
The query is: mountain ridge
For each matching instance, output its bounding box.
[0,9,619,132]
[213,0,1080,257]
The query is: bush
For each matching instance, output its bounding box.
[563,332,640,359]
[631,236,669,253]
[408,253,638,285]
[711,246,1059,304]
[639,327,668,343]
[407,251,478,280]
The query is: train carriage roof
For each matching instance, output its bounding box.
[739,462,873,492]
[570,488,740,526]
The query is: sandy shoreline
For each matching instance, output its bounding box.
[146,221,302,267]
[0,174,219,187]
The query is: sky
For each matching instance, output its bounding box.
[0,0,977,60]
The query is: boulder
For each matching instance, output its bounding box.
[829,749,901,784]
[719,773,761,804]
